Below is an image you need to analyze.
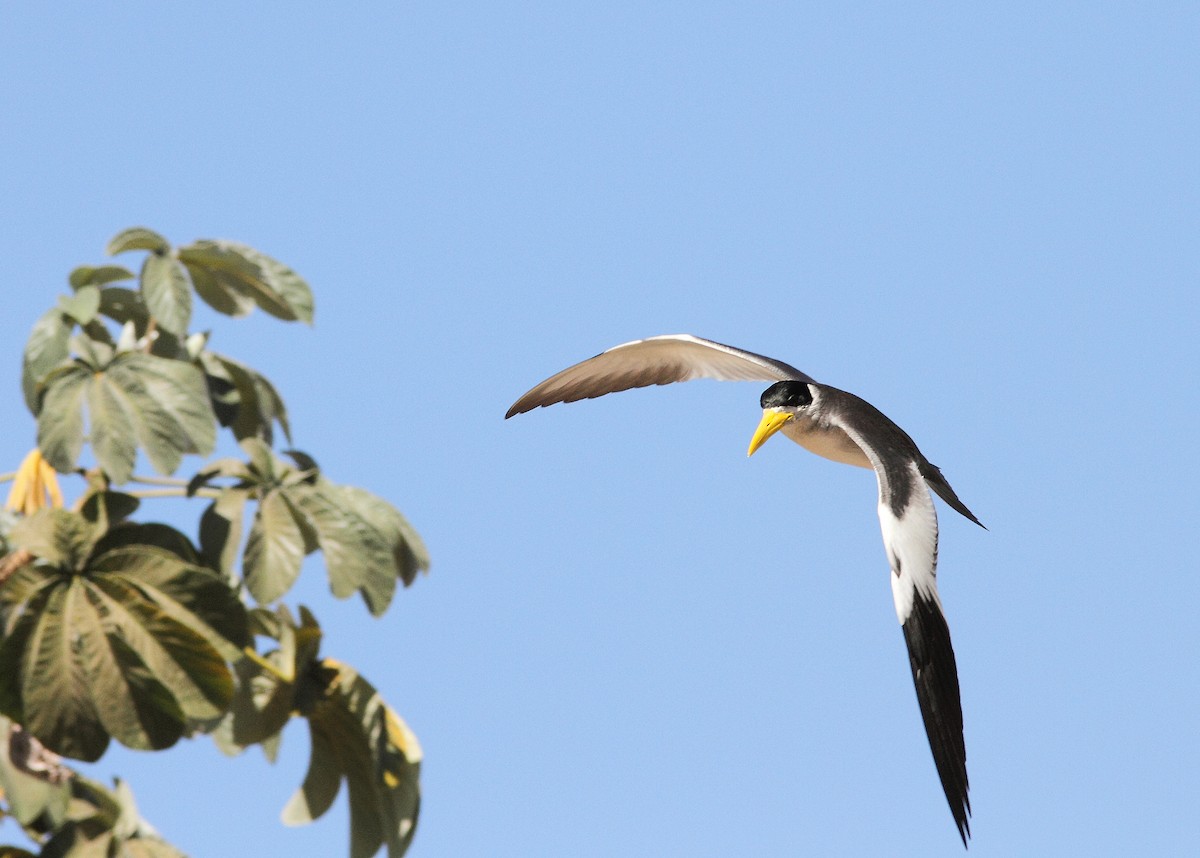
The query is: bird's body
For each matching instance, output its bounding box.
[506,334,983,845]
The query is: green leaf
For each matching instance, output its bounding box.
[243,490,307,605]
[78,490,141,528]
[82,317,117,348]
[43,351,218,483]
[284,449,321,478]
[111,353,218,474]
[9,509,101,571]
[196,352,240,427]
[0,540,248,761]
[240,437,279,483]
[246,606,283,640]
[213,605,322,758]
[288,606,325,683]
[198,488,249,579]
[69,264,135,290]
[253,369,292,445]
[248,248,314,324]
[0,575,57,718]
[73,583,187,752]
[147,328,185,360]
[200,454,423,613]
[292,481,428,615]
[98,287,149,331]
[178,240,314,323]
[93,522,199,564]
[281,713,343,825]
[107,227,169,256]
[72,332,112,370]
[58,286,101,325]
[21,308,72,413]
[214,653,294,755]
[283,660,421,857]
[21,581,111,761]
[342,485,430,587]
[184,260,256,317]
[86,369,139,482]
[0,564,59,636]
[36,365,89,473]
[35,774,187,858]
[88,576,232,722]
[88,544,250,658]
[293,482,394,611]
[139,253,192,335]
[111,778,141,840]
[207,353,292,445]
[40,825,114,858]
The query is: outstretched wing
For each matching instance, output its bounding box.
[506,334,815,418]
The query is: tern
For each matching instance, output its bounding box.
[506,334,983,845]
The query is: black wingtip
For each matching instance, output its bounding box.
[902,593,971,846]
[919,462,985,531]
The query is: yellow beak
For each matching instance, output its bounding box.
[747,410,794,457]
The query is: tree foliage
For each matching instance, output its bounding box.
[0,229,427,857]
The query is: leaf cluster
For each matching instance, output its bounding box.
[222,607,421,858]
[0,720,184,857]
[24,227,309,484]
[1,230,428,858]
[192,441,428,617]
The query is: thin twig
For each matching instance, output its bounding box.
[126,474,192,487]
[123,487,222,500]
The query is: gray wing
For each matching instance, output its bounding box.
[506,334,815,418]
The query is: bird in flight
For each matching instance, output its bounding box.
[506,334,983,845]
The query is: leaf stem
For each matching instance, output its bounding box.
[241,646,291,683]
[123,487,222,500]
[127,474,192,487]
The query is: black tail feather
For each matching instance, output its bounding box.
[902,592,971,846]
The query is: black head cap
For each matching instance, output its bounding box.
[760,380,813,409]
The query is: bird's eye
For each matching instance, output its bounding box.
[760,381,813,409]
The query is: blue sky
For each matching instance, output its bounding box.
[1,3,1197,856]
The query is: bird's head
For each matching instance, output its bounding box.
[747,381,815,456]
